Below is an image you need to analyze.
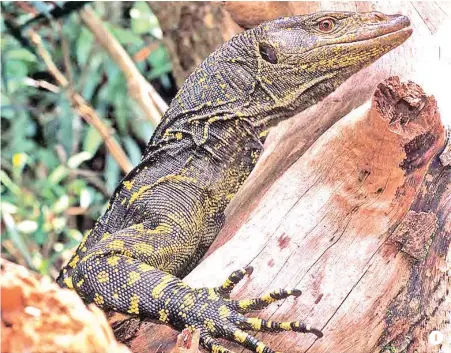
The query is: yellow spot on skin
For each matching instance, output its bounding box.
[127,271,141,286]
[152,275,173,299]
[207,288,219,300]
[219,305,230,318]
[259,130,269,138]
[280,322,291,330]
[79,229,91,248]
[97,271,109,283]
[138,263,154,272]
[133,242,154,254]
[158,309,169,323]
[64,276,74,289]
[256,342,266,353]
[247,318,262,330]
[128,294,140,314]
[113,293,119,299]
[123,180,134,190]
[131,223,144,232]
[108,239,124,250]
[221,278,234,290]
[129,175,196,205]
[68,254,79,268]
[204,318,215,332]
[239,299,253,310]
[261,292,277,304]
[76,279,84,288]
[94,293,104,306]
[182,293,195,309]
[175,132,183,140]
[101,232,111,241]
[234,330,247,343]
[107,255,121,267]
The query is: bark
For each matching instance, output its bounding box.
[0,259,130,353]
[148,1,242,88]
[111,2,451,352]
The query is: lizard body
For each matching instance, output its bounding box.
[58,11,411,353]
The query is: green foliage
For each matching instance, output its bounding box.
[1,2,172,277]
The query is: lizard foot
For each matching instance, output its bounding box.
[175,267,322,353]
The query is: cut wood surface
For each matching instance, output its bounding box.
[112,2,451,353]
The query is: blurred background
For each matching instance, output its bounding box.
[1,2,177,278]
[1,0,241,279]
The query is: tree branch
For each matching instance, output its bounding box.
[28,30,133,174]
[79,6,168,126]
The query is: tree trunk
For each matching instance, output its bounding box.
[148,1,242,88]
[112,2,451,352]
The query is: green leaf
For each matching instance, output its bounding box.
[79,187,92,208]
[104,154,121,194]
[57,97,74,155]
[80,53,104,100]
[0,170,21,196]
[16,220,38,234]
[76,27,94,66]
[83,125,103,156]
[130,116,154,143]
[113,94,129,134]
[2,212,34,268]
[130,2,160,35]
[107,24,144,47]
[6,48,37,62]
[32,1,53,19]
[36,149,60,170]
[52,194,70,214]
[48,165,69,184]
[123,136,142,166]
[147,45,172,79]
[67,151,93,169]
[4,60,29,92]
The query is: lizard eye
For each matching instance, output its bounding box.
[318,18,336,32]
[259,42,278,64]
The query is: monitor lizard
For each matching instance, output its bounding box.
[57,11,412,353]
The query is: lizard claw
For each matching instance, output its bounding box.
[182,267,321,353]
[214,266,254,297]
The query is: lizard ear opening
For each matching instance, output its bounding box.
[259,42,278,64]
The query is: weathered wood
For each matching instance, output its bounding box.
[221,1,451,247]
[1,259,130,353]
[173,329,201,353]
[118,76,448,352]
[113,2,450,352]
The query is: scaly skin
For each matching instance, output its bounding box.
[58,11,411,353]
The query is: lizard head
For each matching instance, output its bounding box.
[243,11,412,129]
[161,11,411,140]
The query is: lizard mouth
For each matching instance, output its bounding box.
[295,14,412,59]
[339,14,412,47]
[329,15,412,58]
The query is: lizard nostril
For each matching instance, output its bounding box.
[370,12,387,22]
